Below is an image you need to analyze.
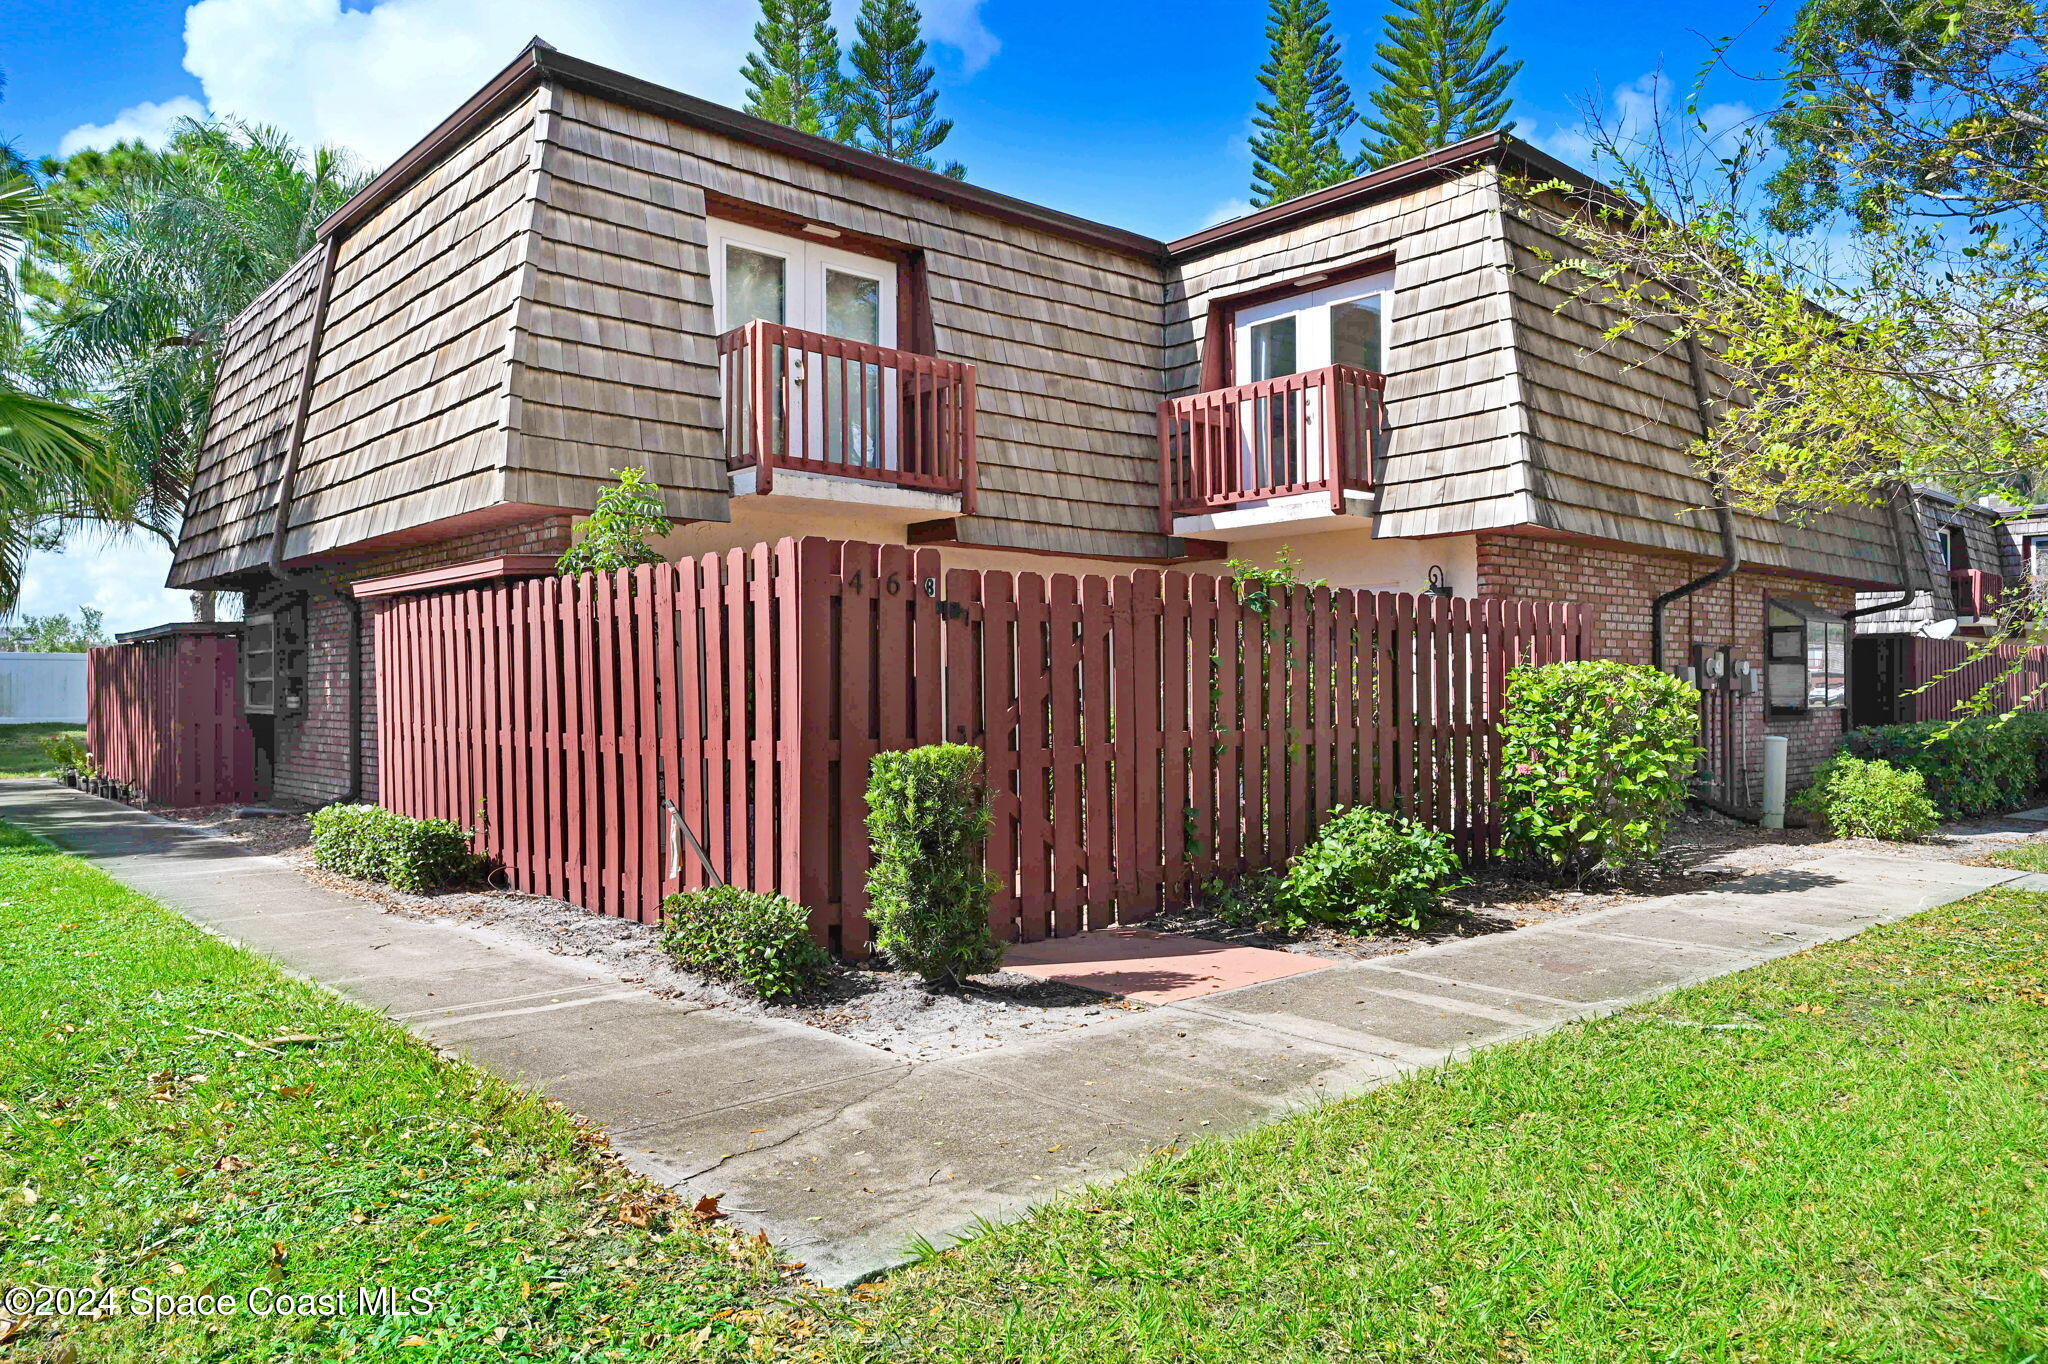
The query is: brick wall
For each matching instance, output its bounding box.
[245,516,574,806]
[1477,533,1854,797]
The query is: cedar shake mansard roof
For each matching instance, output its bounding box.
[168,41,1913,592]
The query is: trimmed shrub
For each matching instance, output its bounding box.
[310,804,478,893]
[660,885,830,1001]
[865,743,1002,984]
[1794,754,1941,841]
[1844,718,2039,816]
[309,803,393,880]
[1275,806,1460,930]
[1498,660,1703,882]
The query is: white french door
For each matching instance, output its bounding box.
[1231,272,1392,492]
[709,221,900,471]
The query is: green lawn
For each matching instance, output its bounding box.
[0,821,803,1362]
[10,817,2048,1363]
[0,722,84,778]
[832,891,2048,1363]
[1985,844,2048,875]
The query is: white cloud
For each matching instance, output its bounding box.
[914,0,999,75]
[173,0,997,169]
[1201,197,1255,228]
[1530,72,1757,174]
[14,532,200,636]
[57,96,209,156]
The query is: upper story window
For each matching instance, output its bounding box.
[708,219,896,347]
[1937,525,1969,571]
[2029,535,2048,579]
[1233,271,1392,385]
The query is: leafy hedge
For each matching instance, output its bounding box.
[309,804,478,894]
[659,885,830,1001]
[1794,754,1941,840]
[1276,806,1460,930]
[866,743,1002,984]
[1497,660,1703,881]
[1843,714,2048,817]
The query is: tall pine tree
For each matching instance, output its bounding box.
[841,0,965,178]
[741,0,844,136]
[1248,0,1362,207]
[1359,0,1519,168]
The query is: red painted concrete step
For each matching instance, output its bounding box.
[1001,926,1336,1004]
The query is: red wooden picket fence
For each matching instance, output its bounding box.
[374,538,1588,952]
[1907,635,2048,719]
[86,626,258,807]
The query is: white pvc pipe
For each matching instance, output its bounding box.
[1761,734,1789,830]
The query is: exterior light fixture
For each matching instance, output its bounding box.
[802,223,844,238]
[1423,565,1453,599]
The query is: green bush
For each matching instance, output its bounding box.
[1202,870,1285,931]
[1844,718,2041,817]
[38,732,96,777]
[309,803,392,880]
[1275,806,1460,930]
[659,885,831,1001]
[865,743,1002,984]
[1794,754,1941,840]
[310,804,478,893]
[2010,712,2048,786]
[1497,660,1703,882]
[556,468,669,577]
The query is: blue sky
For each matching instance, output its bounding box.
[1,0,1793,629]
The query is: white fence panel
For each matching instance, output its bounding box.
[0,652,89,723]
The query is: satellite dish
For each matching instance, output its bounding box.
[1921,617,1960,639]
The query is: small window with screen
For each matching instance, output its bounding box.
[1766,599,1847,712]
[242,616,277,715]
[241,599,307,717]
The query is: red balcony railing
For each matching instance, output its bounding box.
[719,319,975,502]
[1157,365,1384,530]
[1951,567,2004,618]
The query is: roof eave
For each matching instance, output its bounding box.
[1164,132,1616,260]
[317,40,1165,260]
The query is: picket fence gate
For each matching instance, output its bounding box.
[86,629,258,808]
[374,538,1589,952]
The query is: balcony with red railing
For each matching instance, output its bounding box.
[1950,567,2004,619]
[718,319,976,512]
[1157,365,1385,535]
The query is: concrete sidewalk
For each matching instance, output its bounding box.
[2,779,2030,1286]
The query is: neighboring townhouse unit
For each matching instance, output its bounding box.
[167,41,1919,811]
[1853,489,2018,639]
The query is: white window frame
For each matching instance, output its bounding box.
[1232,271,1395,383]
[706,219,898,346]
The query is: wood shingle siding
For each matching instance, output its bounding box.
[283,89,549,563]
[168,250,325,585]
[170,47,1913,594]
[1498,203,1900,583]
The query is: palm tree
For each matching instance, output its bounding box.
[0,175,123,609]
[32,118,368,615]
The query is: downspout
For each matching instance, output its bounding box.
[1843,484,1920,622]
[1840,484,1923,729]
[1650,329,1740,669]
[343,591,364,802]
[264,235,351,801]
[267,234,341,579]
